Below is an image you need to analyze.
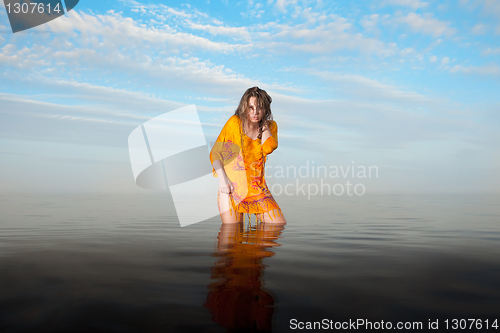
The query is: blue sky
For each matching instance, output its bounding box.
[0,0,499,194]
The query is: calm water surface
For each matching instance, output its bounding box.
[1,193,499,332]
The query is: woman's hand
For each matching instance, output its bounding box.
[219,176,234,194]
[213,159,233,194]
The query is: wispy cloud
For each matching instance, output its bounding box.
[482,47,500,56]
[309,70,432,104]
[395,13,456,37]
[471,23,486,35]
[187,21,252,41]
[450,64,500,76]
[257,18,397,56]
[382,0,429,10]
[273,0,299,13]
[42,10,248,53]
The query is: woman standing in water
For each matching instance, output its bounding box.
[210,87,286,224]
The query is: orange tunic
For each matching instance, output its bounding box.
[210,115,282,220]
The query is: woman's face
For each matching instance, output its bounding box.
[247,96,263,124]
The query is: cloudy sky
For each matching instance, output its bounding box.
[0,0,499,194]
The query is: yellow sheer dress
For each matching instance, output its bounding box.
[210,115,282,222]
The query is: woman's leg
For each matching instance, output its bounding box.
[218,191,243,224]
[252,221,285,247]
[217,222,243,252]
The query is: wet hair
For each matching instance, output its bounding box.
[234,87,273,140]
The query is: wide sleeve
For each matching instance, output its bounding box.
[262,120,278,156]
[210,115,240,177]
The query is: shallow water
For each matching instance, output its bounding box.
[1,193,499,332]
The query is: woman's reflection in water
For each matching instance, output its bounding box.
[204,221,285,332]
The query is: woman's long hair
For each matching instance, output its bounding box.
[234,87,273,141]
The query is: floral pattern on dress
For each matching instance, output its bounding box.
[232,154,246,172]
[219,140,238,162]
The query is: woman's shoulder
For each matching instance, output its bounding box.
[225,114,241,127]
[220,115,241,135]
[269,119,278,130]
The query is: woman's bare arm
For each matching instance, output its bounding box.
[261,122,271,144]
[212,159,234,194]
